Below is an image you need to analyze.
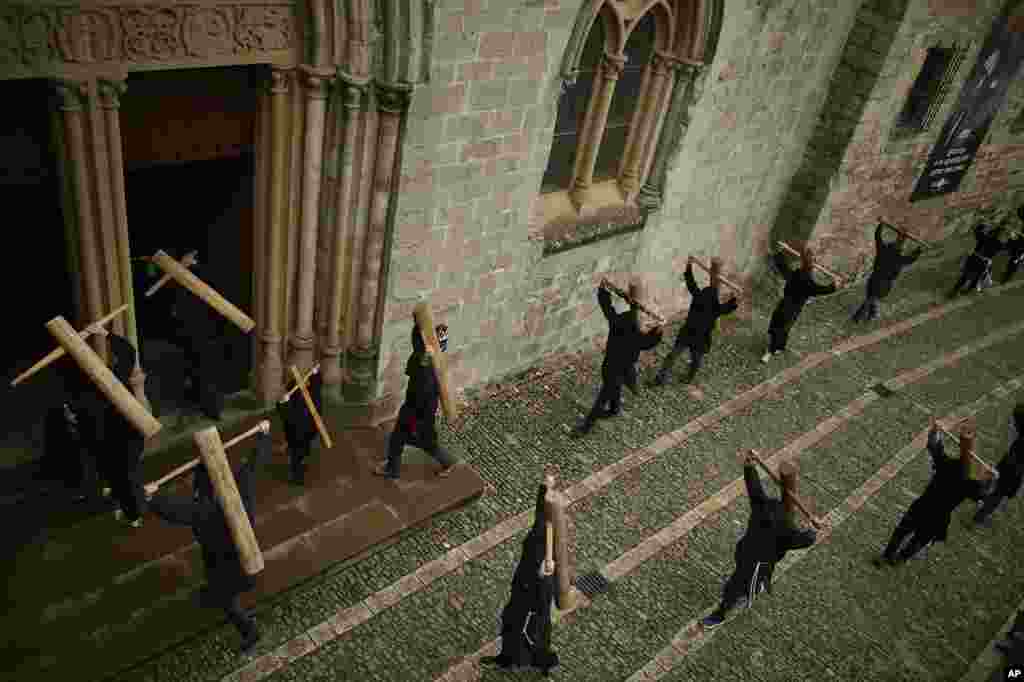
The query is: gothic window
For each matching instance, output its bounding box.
[893,45,965,137]
[594,12,656,182]
[541,19,604,194]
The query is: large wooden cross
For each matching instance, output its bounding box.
[413,302,459,421]
[148,250,255,333]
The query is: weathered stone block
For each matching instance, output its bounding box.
[469,80,510,111]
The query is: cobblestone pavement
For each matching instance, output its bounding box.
[84,233,1024,682]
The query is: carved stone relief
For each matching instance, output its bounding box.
[0,3,297,73]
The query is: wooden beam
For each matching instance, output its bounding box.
[147,420,271,491]
[45,316,161,439]
[599,278,666,324]
[193,426,264,575]
[145,250,198,297]
[777,241,842,283]
[748,449,822,529]
[12,304,128,387]
[878,219,929,247]
[290,365,333,449]
[690,257,742,293]
[413,302,459,421]
[149,250,255,333]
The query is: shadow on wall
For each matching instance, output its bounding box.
[769,0,911,261]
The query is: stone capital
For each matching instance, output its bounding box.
[270,65,294,94]
[97,78,127,109]
[375,81,413,114]
[299,64,334,99]
[53,78,89,112]
[600,53,627,80]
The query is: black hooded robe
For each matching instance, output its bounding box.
[70,334,147,521]
[853,224,922,322]
[950,223,1005,296]
[584,287,662,429]
[974,410,1024,523]
[381,325,456,478]
[767,252,836,353]
[275,370,323,484]
[658,263,738,383]
[168,262,227,421]
[148,430,271,643]
[882,430,993,561]
[716,464,816,614]
[485,483,559,673]
[1003,232,1024,284]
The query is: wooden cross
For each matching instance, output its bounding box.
[599,278,666,324]
[148,250,255,333]
[11,304,128,387]
[777,241,842,283]
[878,219,929,247]
[935,417,996,480]
[146,420,271,492]
[288,365,333,450]
[413,302,459,421]
[690,256,743,294]
[45,316,161,439]
[748,449,823,529]
[144,250,198,297]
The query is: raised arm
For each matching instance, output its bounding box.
[719,296,739,317]
[637,325,663,351]
[773,251,793,279]
[810,278,838,297]
[902,248,923,266]
[927,426,946,466]
[684,262,699,297]
[744,463,770,506]
[781,525,817,552]
[875,223,885,251]
[597,286,615,324]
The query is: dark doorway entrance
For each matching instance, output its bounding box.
[122,66,260,417]
[0,79,74,476]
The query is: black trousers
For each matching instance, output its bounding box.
[383,422,455,477]
[586,365,637,426]
[718,559,772,614]
[882,514,932,561]
[768,320,793,354]
[658,337,705,383]
[974,492,1007,523]
[852,295,881,322]
[96,453,145,521]
[950,255,988,295]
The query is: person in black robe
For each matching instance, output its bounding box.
[974,404,1024,525]
[275,369,323,485]
[874,422,996,566]
[762,246,837,363]
[374,323,456,480]
[166,257,227,421]
[72,333,148,527]
[40,355,100,503]
[995,604,1024,656]
[481,481,559,674]
[852,224,923,323]
[653,257,738,386]
[1002,223,1024,285]
[146,429,270,653]
[701,453,817,629]
[578,282,663,435]
[948,222,1006,297]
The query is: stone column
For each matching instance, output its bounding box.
[638,62,704,212]
[289,68,330,373]
[258,66,292,402]
[347,82,410,400]
[85,79,124,340]
[569,52,625,211]
[252,85,269,388]
[321,79,367,393]
[618,51,673,200]
[54,78,108,362]
[98,78,150,410]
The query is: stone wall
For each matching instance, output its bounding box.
[810,0,1024,281]
[375,0,1024,405]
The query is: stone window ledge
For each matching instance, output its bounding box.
[537,182,647,256]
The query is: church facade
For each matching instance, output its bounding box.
[1,0,1022,427]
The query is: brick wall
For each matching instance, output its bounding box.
[811,0,1024,280]
[375,0,1024,405]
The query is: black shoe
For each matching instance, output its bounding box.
[373,463,399,479]
[872,555,895,568]
[701,611,725,629]
[653,372,668,386]
[481,655,515,668]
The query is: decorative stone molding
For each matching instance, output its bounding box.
[54,78,88,111]
[637,61,706,212]
[375,81,413,114]
[96,78,126,109]
[0,3,297,75]
[598,52,626,80]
